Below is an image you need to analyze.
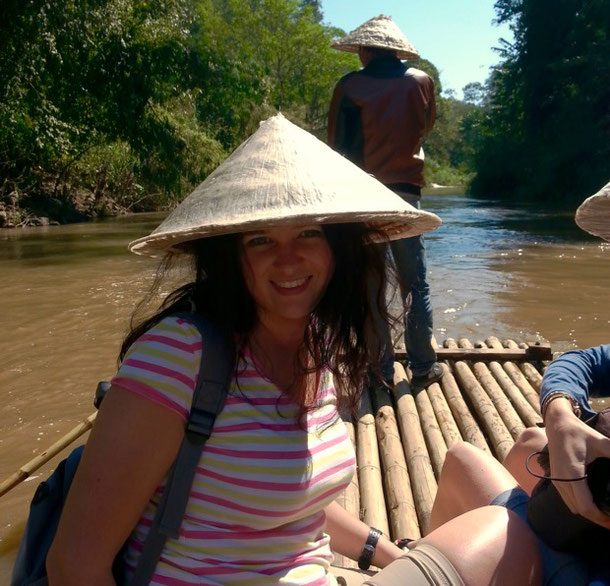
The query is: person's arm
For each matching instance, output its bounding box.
[540,344,610,418]
[541,345,610,528]
[47,386,185,585]
[327,83,342,148]
[324,501,404,569]
[424,78,436,134]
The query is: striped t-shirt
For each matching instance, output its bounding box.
[111,316,356,585]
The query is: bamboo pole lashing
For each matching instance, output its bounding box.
[356,389,390,537]
[392,363,437,535]
[460,338,526,441]
[0,411,97,498]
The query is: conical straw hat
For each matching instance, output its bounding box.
[575,181,610,242]
[331,15,419,60]
[129,114,440,257]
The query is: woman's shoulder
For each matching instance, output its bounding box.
[111,314,205,420]
[139,314,204,347]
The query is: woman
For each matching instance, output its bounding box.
[47,114,541,585]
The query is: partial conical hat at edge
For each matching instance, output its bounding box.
[575,180,610,242]
[129,114,441,257]
[331,15,419,60]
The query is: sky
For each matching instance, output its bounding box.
[320,0,513,99]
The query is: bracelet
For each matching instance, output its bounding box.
[358,527,382,571]
[540,391,582,422]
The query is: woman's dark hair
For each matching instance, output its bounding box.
[120,223,391,418]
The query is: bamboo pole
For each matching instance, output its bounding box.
[515,341,544,392]
[446,339,514,461]
[427,340,463,449]
[424,381,462,451]
[334,414,360,569]
[486,337,541,414]
[0,411,97,498]
[412,386,447,480]
[391,363,437,535]
[460,339,526,441]
[437,344,490,453]
[371,382,421,540]
[356,389,390,537]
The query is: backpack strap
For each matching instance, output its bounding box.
[129,313,234,586]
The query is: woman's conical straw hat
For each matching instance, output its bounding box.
[575,181,610,242]
[129,114,440,257]
[331,15,419,60]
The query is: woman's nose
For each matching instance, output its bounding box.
[273,242,302,266]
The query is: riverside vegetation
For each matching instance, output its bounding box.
[1,0,607,226]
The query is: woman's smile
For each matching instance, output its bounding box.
[240,225,335,326]
[272,276,311,293]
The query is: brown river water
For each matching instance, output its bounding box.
[0,192,608,579]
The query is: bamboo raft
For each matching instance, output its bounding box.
[0,335,552,567]
[333,336,550,568]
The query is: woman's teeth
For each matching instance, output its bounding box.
[276,277,308,289]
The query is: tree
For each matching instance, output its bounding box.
[470,0,610,204]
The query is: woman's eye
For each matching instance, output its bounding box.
[300,228,324,238]
[244,236,270,247]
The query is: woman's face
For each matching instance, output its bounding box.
[239,225,335,328]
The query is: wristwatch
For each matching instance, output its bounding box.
[358,527,382,570]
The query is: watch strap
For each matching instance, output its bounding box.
[358,527,382,570]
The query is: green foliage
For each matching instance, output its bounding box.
[192,0,357,148]
[0,0,476,221]
[471,0,610,203]
[0,0,198,216]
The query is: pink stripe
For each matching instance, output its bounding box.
[180,514,324,540]
[112,378,188,419]
[213,421,301,433]
[138,332,202,353]
[198,457,356,491]
[191,481,349,518]
[123,358,196,388]
[224,396,293,407]
[203,432,347,459]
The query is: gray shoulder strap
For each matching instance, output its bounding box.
[129,313,234,585]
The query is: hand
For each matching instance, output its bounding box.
[545,399,610,529]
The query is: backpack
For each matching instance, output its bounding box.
[11,312,234,586]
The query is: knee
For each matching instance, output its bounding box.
[444,442,481,469]
[440,442,481,481]
[514,427,547,452]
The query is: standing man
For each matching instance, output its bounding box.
[328,15,442,388]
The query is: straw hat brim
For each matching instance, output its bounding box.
[575,181,610,242]
[129,114,441,258]
[331,42,419,61]
[331,14,419,61]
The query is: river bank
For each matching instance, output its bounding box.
[0,181,465,229]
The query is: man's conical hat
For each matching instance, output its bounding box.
[331,15,419,60]
[129,114,440,257]
[575,181,610,242]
